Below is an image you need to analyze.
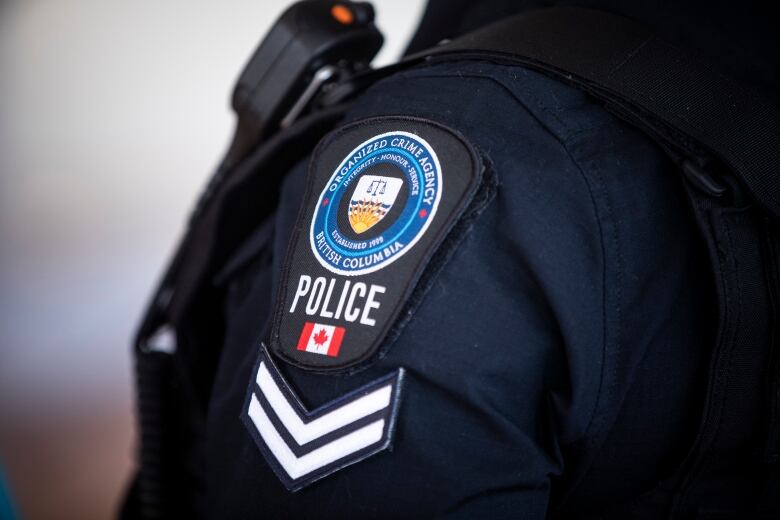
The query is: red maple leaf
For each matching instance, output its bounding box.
[312,328,329,345]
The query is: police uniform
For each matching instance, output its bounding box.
[122,2,780,519]
[201,59,711,517]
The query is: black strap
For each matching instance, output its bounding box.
[668,187,776,516]
[416,7,780,221]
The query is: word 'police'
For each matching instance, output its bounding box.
[289,275,385,326]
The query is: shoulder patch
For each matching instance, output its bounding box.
[270,116,483,371]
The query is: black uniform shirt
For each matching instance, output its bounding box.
[204,59,712,518]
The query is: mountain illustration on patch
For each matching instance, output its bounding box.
[348,175,403,234]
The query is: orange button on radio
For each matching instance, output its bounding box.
[331,4,355,25]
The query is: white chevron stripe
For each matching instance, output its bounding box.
[256,360,392,445]
[248,393,385,479]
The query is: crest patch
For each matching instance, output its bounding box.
[269,116,483,371]
[310,131,442,275]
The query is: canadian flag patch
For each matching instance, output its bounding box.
[296,322,345,357]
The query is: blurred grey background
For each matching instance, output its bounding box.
[0,0,424,518]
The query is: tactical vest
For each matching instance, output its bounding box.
[123,4,780,518]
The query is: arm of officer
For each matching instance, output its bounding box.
[206,58,708,518]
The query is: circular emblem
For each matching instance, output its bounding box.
[310,131,443,276]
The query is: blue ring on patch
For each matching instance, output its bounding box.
[309,131,443,276]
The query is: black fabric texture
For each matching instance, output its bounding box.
[410,8,780,221]
[405,11,780,514]
[202,59,713,518]
[662,195,777,516]
[404,0,780,107]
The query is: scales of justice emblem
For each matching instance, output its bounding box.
[347,175,404,234]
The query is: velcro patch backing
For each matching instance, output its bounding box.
[269,116,483,371]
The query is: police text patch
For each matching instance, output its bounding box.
[270,116,482,371]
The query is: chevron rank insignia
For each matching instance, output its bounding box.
[241,343,404,491]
